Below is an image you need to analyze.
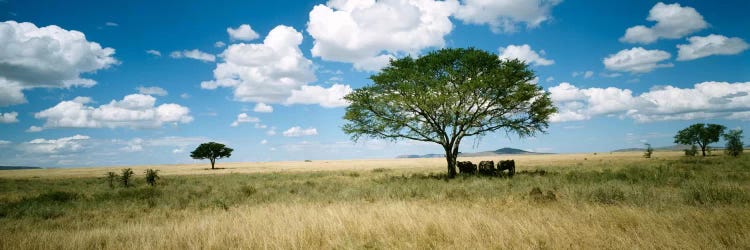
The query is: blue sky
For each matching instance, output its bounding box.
[0,0,748,167]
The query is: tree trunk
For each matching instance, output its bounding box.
[701,145,706,157]
[210,158,216,169]
[444,146,457,178]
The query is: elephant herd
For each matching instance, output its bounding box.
[457,160,515,176]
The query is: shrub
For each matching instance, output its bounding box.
[347,172,360,177]
[723,129,744,157]
[106,171,118,188]
[120,168,134,187]
[684,145,698,156]
[145,169,159,186]
[643,143,653,158]
[529,187,556,202]
[241,185,257,196]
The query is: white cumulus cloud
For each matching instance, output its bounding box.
[202,25,350,108]
[117,136,207,153]
[282,126,318,137]
[455,0,561,33]
[620,2,708,44]
[267,127,277,136]
[136,86,168,96]
[307,0,458,71]
[26,126,43,132]
[146,50,161,56]
[498,44,554,66]
[34,94,193,129]
[230,113,260,127]
[253,103,273,113]
[676,34,749,61]
[603,47,672,73]
[121,138,144,152]
[227,24,260,41]
[170,49,216,62]
[0,111,18,123]
[0,21,118,106]
[548,81,750,123]
[285,84,352,108]
[201,25,315,102]
[21,134,90,154]
[600,72,622,78]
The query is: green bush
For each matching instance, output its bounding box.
[106,172,118,188]
[643,143,653,158]
[723,129,744,157]
[120,168,134,187]
[684,145,698,156]
[145,169,159,186]
[240,185,257,196]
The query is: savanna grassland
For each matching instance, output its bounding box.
[1,152,749,249]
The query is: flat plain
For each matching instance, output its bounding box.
[1,151,749,249]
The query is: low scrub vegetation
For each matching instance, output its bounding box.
[0,153,748,249]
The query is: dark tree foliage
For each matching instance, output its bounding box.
[191,142,233,169]
[145,169,160,186]
[684,145,698,156]
[644,143,653,158]
[106,171,118,188]
[674,123,726,157]
[120,168,134,187]
[343,48,556,178]
[723,129,744,157]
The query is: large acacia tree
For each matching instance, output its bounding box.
[343,48,556,178]
[674,123,726,157]
[190,142,233,169]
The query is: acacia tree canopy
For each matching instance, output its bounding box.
[342,48,557,178]
[190,142,233,169]
[674,123,726,157]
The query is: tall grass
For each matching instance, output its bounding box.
[0,153,748,249]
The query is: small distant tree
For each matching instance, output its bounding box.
[643,143,653,158]
[674,123,726,156]
[106,171,118,188]
[120,168,134,187]
[723,129,744,157]
[191,142,233,169]
[145,169,160,186]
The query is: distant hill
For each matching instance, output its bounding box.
[397,147,547,158]
[0,166,43,170]
[493,147,531,154]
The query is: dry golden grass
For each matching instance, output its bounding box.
[2,201,748,249]
[0,151,680,179]
[1,151,748,249]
